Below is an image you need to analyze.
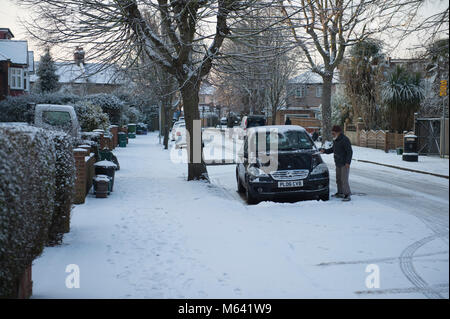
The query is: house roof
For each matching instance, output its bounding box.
[0,28,14,39]
[0,40,28,65]
[30,62,125,85]
[289,70,340,84]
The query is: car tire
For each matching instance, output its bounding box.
[236,170,245,193]
[319,189,330,201]
[245,179,259,205]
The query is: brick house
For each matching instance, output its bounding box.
[198,81,218,118]
[0,28,34,100]
[271,71,339,133]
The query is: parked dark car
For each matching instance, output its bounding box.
[236,125,329,204]
[239,115,266,139]
[226,113,239,128]
[241,115,266,129]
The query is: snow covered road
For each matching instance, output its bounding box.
[33,132,449,298]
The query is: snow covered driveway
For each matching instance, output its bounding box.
[33,133,448,298]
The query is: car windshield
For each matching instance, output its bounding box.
[247,129,314,152]
[273,130,314,150]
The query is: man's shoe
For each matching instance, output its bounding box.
[342,195,351,202]
[332,193,344,198]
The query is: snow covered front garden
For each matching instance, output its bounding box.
[32,132,449,298]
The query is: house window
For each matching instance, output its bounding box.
[316,86,322,97]
[9,68,24,90]
[295,85,307,98]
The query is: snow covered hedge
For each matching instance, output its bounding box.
[84,93,124,124]
[0,92,81,122]
[0,124,56,297]
[73,101,111,132]
[47,132,76,246]
[0,124,76,297]
[0,91,154,130]
[123,107,143,125]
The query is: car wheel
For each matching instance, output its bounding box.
[319,189,330,201]
[236,170,245,193]
[245,180,259,205]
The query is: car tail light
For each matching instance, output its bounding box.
[177,131,181,136]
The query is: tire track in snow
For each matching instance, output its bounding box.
[399,233,447,299]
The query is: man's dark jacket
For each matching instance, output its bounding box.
[324,133,353,167]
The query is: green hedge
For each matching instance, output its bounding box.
[0,123,76,297]
[47,132,76,246]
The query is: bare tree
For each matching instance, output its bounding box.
[214,7,299,120]
[394,0,448,47]
[20,0,276,181]
[265,48,299,124]
[124,56,178,149]
[277,0,420,142]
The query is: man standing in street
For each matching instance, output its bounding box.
[320,125,353,201]
[285,117,292,125]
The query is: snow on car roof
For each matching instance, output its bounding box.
[247,125,307,134]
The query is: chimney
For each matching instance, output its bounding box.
[74,46,85,66]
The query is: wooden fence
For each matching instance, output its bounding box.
[359,130,404,151]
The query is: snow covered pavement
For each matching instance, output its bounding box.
[33,132,449,298]
[350,145,449,177]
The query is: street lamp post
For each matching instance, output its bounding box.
[440,79,448,158]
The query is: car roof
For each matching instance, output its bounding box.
[247,115,266,119]
[247,125,306,135]
[35,104,75,112]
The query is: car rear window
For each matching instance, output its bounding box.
[42,111,72,131]
[247,117,266,128]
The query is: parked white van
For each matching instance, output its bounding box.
[34,104,81,139]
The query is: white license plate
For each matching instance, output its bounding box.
[278,180,303,188]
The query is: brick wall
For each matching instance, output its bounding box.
[85,155,96,196]
[286,83,337,109]
[74,149,88,204]
[110,125,119,149]
[74,148,96,204]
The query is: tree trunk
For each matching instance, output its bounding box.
[271,111,277,125]
[321,74,333,143]
[160,97,168,148]
[180,81,209,181]
[163,96,171,149]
